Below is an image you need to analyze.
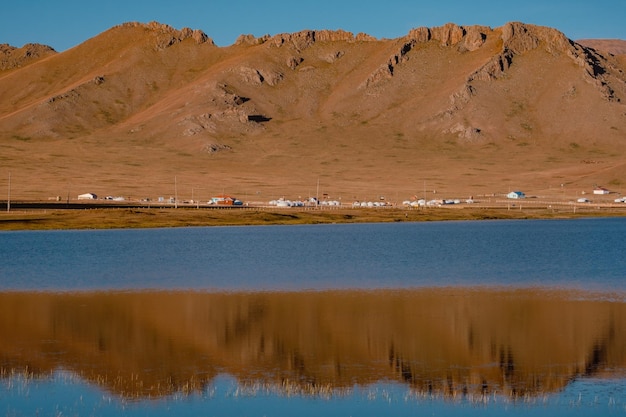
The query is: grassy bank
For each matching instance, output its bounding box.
[1,204,625,231]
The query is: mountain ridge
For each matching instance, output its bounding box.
[1,21,625,202]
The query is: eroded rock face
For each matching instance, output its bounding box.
[438,21,624,139]
[407,27,431,43]
[453,22,623,97]
[178,83,270,139]
[202,143,232,153]
[239,67,264,85]
[238,67,284,86]
[235,34,271,46]
[314,30,355,43]
[431,23,466,46]
[446,123,482,141]
[270,30,317,50]
[355,33,377,42]
[462,26,489,51]
[501,22,539,54]
[363,24,491,88]
[286,56,303,70]
[258,69,284,86]
[268,29,370,50]
[497,23,619,100]
[322,51,344,63]
[407,24,488,51]
[361,64,394,88]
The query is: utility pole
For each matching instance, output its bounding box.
[316,177,320,208]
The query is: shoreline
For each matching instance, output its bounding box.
[1,201,625,230]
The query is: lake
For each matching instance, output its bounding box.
[1,218,626,416]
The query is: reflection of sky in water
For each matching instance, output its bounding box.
[2,288,626,415]
[1,218,625,291]
[2,218,626,415]
[3,372,626,417]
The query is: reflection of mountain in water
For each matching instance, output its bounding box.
[1,289,625,399]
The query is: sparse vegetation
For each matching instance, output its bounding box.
[1,204,625,231]
[0,21,624,203]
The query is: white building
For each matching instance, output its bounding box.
[77,193,97,200]
[507,191,525,199]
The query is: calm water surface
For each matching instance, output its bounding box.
[1,218,625,291]
[1,218,626,416]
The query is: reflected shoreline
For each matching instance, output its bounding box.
[2,288,626,399]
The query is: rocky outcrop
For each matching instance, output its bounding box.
[119,22,215,50]
[361,64,394,88]
[269,30,316,50]
[179,84,270,139]
[0,43,56,71]
[406,27,431,43]
[446,123,482,142]
[501,22,539,54]
[202,143,232,154]
[462,26,489,52]
[437,22,624,139]
[431,23,466,46]
[286,56,303,70]
[4,20,624,151]
[46,75,107,105]
[363,24,490,88]
[314,29,355,43]
[406,24,489,51]
[268,29,369,50]
[235,34,271,46]
[465,22,621,101]
[47,89,81,105]
[566,42,621,101]
[355,33,377,42]
[322,50,344,63]
[238,66,284,86]
[238,67,264,85]
[181,113,217,135]
[259,69,284,86]
[360,41,411,88]
[180,27,212,45]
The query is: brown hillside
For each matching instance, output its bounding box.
[577,39,626,55]
[0,43,56,72]
[1,21,625,202]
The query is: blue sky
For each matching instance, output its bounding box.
[2,0,625,51]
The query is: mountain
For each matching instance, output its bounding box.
[1,21,625,202]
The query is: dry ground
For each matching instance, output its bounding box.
[1,23,625,205]
[1,201,625,231]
